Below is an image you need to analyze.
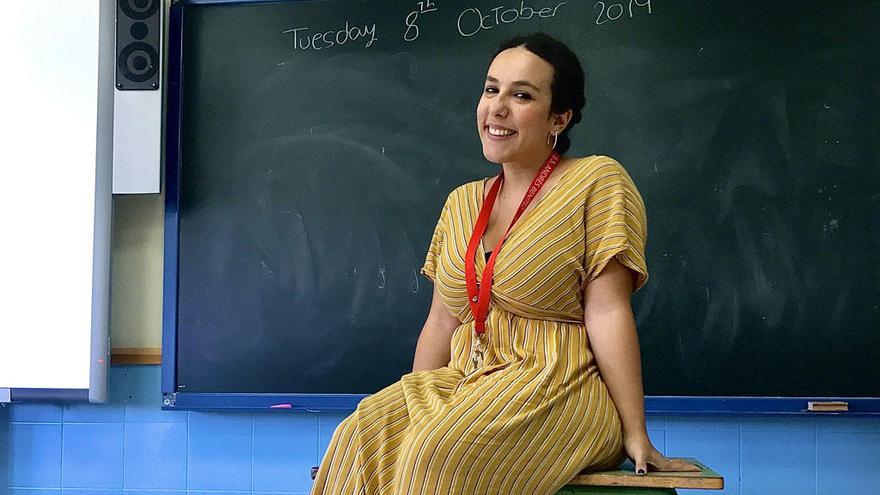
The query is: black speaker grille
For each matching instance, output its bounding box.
[120,0,159,21]
[116,0,160,90]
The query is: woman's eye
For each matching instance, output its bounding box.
[483,86,498,94]
[514,91,533,100]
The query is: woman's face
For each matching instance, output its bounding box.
[477,46,562,166]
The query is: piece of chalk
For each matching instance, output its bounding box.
[270,403,293,409]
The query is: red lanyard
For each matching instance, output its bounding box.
[465,151,561,334]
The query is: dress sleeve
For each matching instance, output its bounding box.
[420,192,453,282]
[584,160,649,292]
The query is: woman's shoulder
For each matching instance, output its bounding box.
[565,154,629,176]
[437,179,483,210]
[563,155,640,190]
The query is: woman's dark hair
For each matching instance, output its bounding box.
[493,33,586,154]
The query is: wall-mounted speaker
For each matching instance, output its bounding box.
[116,0,160,90]
[113,0,163,194]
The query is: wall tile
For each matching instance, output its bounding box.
[9,490,61,495]
[740,416,816,432]
[645,416,666,430]
[8,423,62,487]
[61,423,124,488]
[667,424,739,495]
[816,416,880,433]
[253,413,318,493]
[645,416,666,454]
[666,416,740,431]
[123,367,185,424]
[316,411,351,466]
[741,428,816,495]
[8,403,62,423]
[123,423,187,490]
[63,368,126,423]
[816,431,880,494]
[63,401,125,424]
[646,426,665,455]
[317,426,336,467]
[187,412,253,491]
[317,412,349,431]
[1,408,9,489]
[6,366,880,495]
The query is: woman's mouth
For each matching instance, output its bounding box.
[486,125,517,137]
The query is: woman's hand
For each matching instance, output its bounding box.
[623,433,701,475]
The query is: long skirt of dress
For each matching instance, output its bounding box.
[311,313,626,495]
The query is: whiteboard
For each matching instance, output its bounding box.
[0,0,113,401]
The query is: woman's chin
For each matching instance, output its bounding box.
[481,146,507,165]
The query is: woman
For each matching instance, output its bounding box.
[312,32,696,495]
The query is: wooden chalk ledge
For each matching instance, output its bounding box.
[110,347,162,365]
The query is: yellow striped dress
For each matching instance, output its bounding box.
[311,155,649,495]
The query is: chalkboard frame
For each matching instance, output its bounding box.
[159,0,880,415]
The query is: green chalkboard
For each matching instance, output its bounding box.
[171,0,880,398]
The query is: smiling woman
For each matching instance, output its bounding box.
[311,32,697,495]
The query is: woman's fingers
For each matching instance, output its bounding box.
[634,456,647,475]
[625,438,702,475]
[648,454,702,472]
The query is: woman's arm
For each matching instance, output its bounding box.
[412,283,461,372]
[584,258,698,474]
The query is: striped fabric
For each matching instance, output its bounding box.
[312,156,649,495]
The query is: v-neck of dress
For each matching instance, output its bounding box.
[476,156,585,260]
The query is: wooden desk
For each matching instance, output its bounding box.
[557,458,724,494]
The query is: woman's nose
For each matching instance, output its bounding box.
[490,98,508,118]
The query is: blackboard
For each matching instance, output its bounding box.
[165,0,880,404]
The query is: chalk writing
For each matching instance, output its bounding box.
[377,266,386,289]
[410,269,420,293]
[405,0,438,42]
[457,1,566,37]
[594,0,652,25]
[282,21,377,51]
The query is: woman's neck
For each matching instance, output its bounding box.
[500,148,556,191]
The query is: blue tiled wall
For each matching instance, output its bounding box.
[1,366,879,495]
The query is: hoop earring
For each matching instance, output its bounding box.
[548,131,559,149]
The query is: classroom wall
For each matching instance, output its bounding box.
[4,125,879,495]
[3,4,877,494]
[110,194,165,348]
[2,365,880,495]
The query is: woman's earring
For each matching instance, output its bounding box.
[548,131,559,149]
